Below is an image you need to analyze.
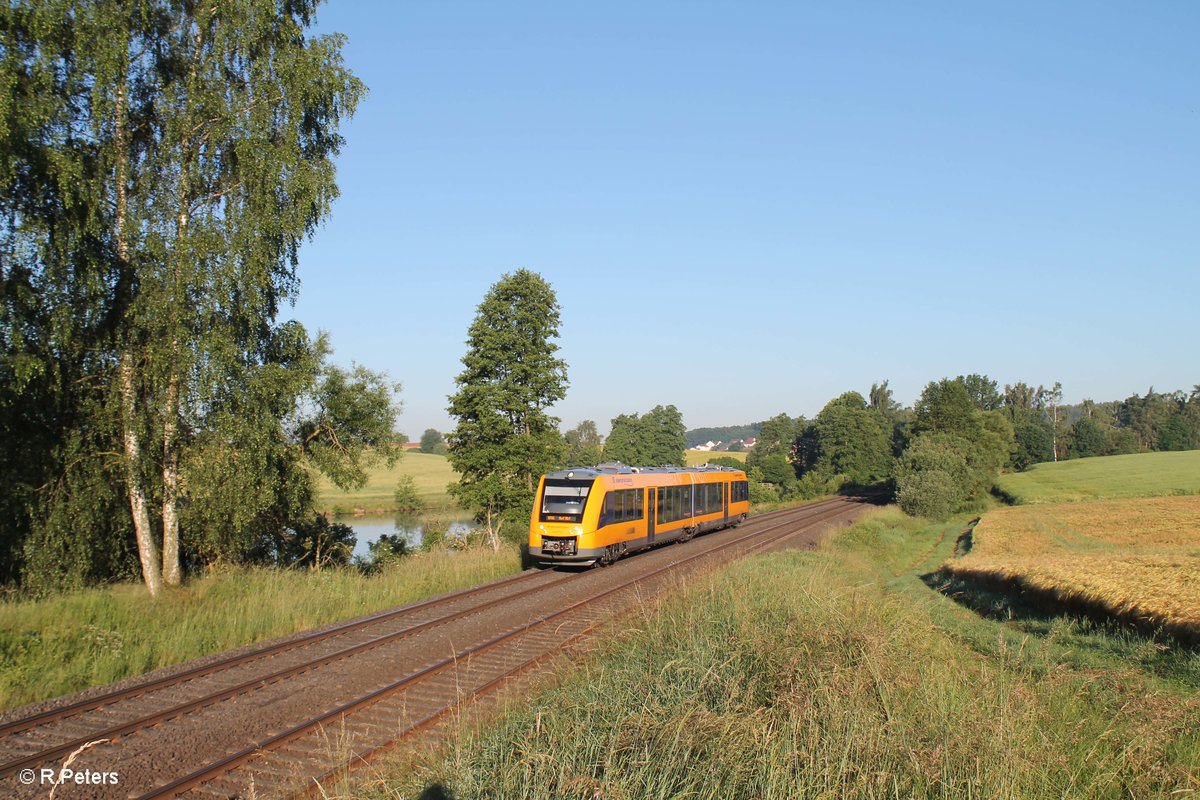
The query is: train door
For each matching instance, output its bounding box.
[723,482,729,524]
[647,487,656,544]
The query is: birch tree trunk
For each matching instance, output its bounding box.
[114,82,163,597]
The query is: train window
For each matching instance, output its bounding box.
[540,479,594,523]
[601,488,645,526]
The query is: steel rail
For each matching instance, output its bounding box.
[297,500,864,798]
[0,569,573,780]
[0,567,553,740]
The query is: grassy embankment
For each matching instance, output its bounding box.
[0,547,521,712]
[360,507,1200,799]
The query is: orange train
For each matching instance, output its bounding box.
[528,463,750,566]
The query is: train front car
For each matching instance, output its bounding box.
[528,468,605,566]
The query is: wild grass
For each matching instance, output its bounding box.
[352,509,1200,800]
[943,495,1200,635]
[0,546,521,712]
[995,450,1200,504]
[314,452,461,515]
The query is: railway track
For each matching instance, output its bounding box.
[1,497,868,799]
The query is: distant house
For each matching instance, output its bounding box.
[693,440,722,452]
[742,437,757,449]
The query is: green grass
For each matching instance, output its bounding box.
[362,509,1200,800]
[0,547,521,711]
[995,450,1200,504]
[314,452,461,515]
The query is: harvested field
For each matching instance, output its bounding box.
[943,496,1200,638]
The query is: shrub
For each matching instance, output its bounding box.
[896,469,962,519]
[393,474,425,512]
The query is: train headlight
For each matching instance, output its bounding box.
[572,526,583,535]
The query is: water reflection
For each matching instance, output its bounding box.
[344,512,476,558]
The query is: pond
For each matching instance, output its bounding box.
[339,512,477,558]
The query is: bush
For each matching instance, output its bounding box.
[358,533,409,574]
[896,469,962,519]
[393,474,425,512]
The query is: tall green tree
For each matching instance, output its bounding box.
[446,270,568,549]
[604,405,687,467]
[811,396,892,485]
[563,420,602,466]
[419,428,445,454]
[914,379,980,440]
[957,374,1003,411]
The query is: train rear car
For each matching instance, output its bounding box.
[529,463,750,566]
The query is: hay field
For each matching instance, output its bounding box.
[944,496,1200,634]
[994,450,1200,504]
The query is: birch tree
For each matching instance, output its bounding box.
[1,0,364,595]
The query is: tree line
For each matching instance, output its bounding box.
[744,376,1200,519]
[0,1,399,596]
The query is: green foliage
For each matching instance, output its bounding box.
[914,379,980,439]
[358,533,409,573]
[1011,409,1055,470]
[298,358,402,491]
[896,469,961,519]
[603,405,687,466]
[754,412,799,456]
[708,456,747,470]
[419,428,444,454]
[1158,414,1193,452]
[812,398,892,485]
[745,467,781,504]
[1068,416,1108,459]
[276,515,356,570]
[393,475,425,513]
[563,420,603,466]
[957,373,1003,411]
[446,270,568,547]
[0,0,368,594]
[868,380,901,416]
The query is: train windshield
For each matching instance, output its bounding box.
[539,479,594,523]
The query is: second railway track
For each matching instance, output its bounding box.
[1,496,871,799]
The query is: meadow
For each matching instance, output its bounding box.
[355,509,1200,799]
[994,449,1200,503]
[942,495,1200,639]
[314,451,460,515]
[0,547,521,711]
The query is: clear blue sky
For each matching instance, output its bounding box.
[292,1,1199,439]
